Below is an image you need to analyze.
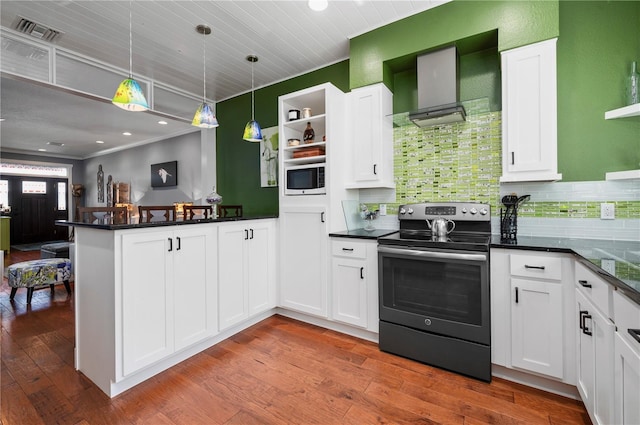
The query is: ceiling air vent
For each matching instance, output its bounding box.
[13,16,63,43]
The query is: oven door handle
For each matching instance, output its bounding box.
[378,246,487,262]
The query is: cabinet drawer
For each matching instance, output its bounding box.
[510,254,562,281]
[575,262,612,318]
[614,290,640,351]
[331,240,366,259]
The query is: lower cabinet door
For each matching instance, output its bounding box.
[331,257,367,328]
[510,278,564,378]
[279,207,328,317]
[122,231,174,376]
[614,332,640,425]
[173,226,216,351]
[247,223,275,316]
[575,289,615,425]
[218,224,249,331]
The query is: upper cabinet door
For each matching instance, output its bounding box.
[346,83,395,189]
[501,38,562,183]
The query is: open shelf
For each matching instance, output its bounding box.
[283,114,326,130]
[283,141,326,151]
[605,169,640,180]
[605,103,640,119]
[283,156,326,166]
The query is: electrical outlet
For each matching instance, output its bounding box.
[600,203,615,220]
[380,204,387,216]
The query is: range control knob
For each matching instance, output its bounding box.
[461,208,468,214]
[480,208,488,215]
[470,207,478,215]
[399,208,406,215]
[407,208,414,215]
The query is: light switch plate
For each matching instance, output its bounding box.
[600,203,615,220]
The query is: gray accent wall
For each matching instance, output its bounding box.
[82,132,203,207]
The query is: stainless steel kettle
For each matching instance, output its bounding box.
[426,217,456,238]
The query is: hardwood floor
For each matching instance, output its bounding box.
[1,249,591,424]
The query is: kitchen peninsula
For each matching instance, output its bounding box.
[59,216,277,397]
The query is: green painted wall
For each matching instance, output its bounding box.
[215,61,349,216]
[349,0,559,89]
[557,1,640,181]
[216,0,639,212]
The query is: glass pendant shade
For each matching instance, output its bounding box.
[112,78,149,111]
[113,2,149,112]
[192,102,219,128]
[193,25,218,129]
[242,55,262,142]
[243,120,263,142]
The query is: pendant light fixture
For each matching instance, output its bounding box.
[192,24,218,128]
[112,0,149,111]
[242,55,262,142]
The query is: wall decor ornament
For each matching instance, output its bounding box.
[97,164,104,202]
[107,175,113,206]
[150,161,178,188]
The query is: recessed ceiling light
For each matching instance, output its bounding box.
[308,0,328,11]
[47,141,65,147]
[0,118,5,122]
[123,132,132,136]
[38,148,47,152]
[158,120,168,125]
[96,140,104,144]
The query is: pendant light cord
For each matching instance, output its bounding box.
[128,0,133,78]
[251,60,255,120]
[202,28,206,102]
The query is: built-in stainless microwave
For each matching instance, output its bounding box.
[285,163,326,195]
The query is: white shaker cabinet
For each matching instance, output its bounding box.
[330,239,379,331]
[575,262,615,425]
[491,249,575,385]
[279,206,328,318]
[500,38,562,182]
[121,225,217,376]
[613,290,640,425]
[509,253,565,379]
[346,83,394,189]
[218,220,276,331]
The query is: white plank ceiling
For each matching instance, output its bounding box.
[0,0,448,159]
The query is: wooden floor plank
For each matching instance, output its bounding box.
[0,381,46,425]
[0,248,590,424]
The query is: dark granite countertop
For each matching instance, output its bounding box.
[329,229,398,240]
[56,215,278,230]
[491,235,640,304]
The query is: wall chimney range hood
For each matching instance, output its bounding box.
[409,46,466,127]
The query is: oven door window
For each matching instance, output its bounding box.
[381,254,484,326]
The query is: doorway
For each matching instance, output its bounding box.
[5,176,68,245]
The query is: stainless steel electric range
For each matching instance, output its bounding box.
[377,202,492,382]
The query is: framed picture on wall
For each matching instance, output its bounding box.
[260,126,278,187]
[151,161,178,188]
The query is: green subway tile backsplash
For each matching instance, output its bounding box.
[386,99,640,219]
[390,98,501,212]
